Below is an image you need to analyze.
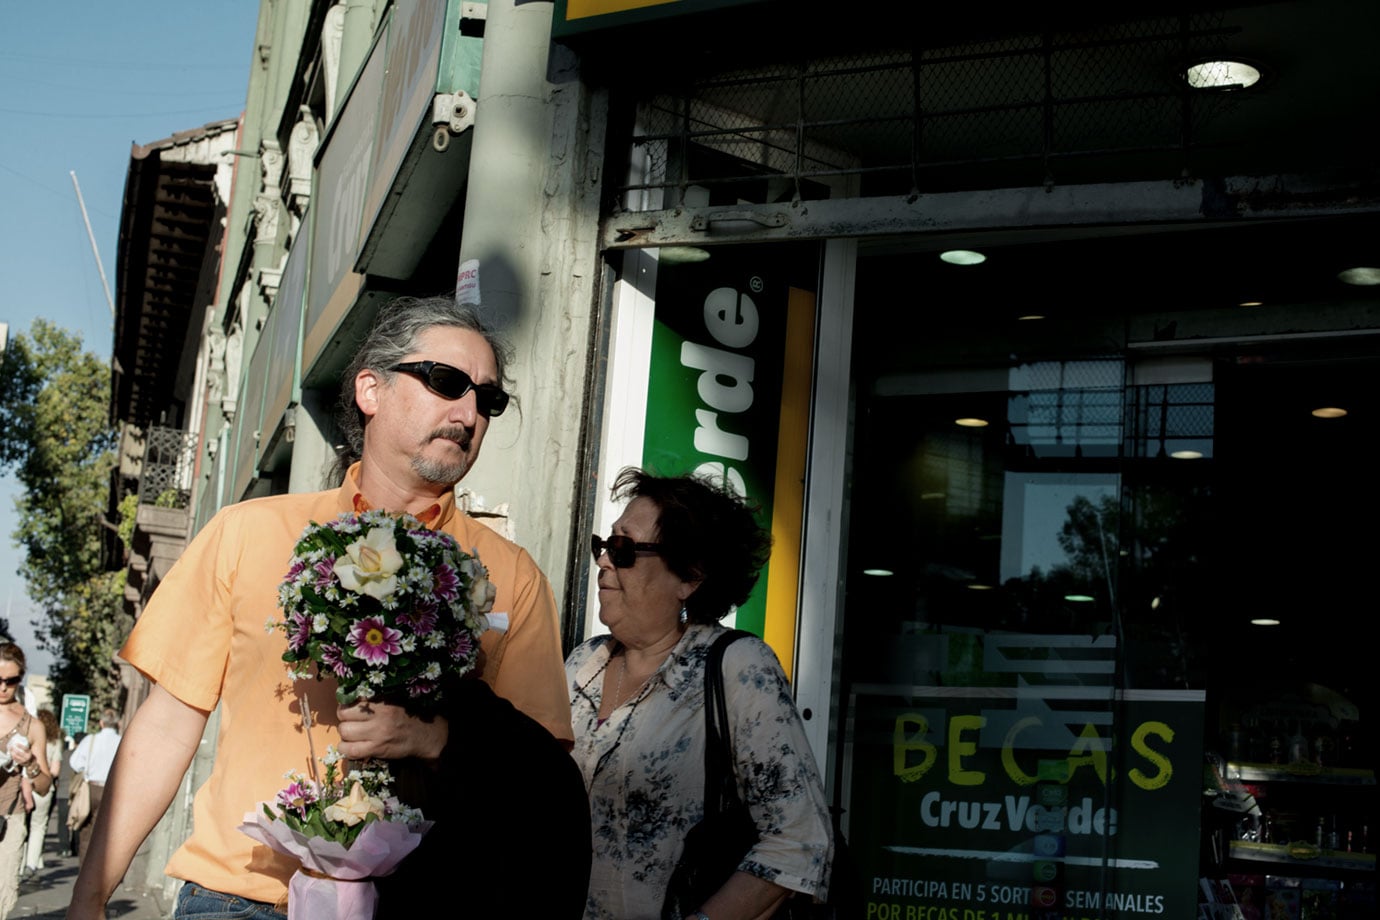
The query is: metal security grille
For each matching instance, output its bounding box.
[1127,382,1216,459]
[1008,359,1126,456]
[620,10,1244,208]
[138,426,199,509]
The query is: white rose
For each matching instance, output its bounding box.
[333,526,405,599]
[468,575,497,615]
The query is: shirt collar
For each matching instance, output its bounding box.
[336,461,455,530]
[659,624,723,701]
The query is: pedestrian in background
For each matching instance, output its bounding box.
[68,709,121,865]
[20,709,63,878]
[0,643,54,920]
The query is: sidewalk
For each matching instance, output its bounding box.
[11,781,168,920]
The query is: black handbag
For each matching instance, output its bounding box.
[661,629,756,920]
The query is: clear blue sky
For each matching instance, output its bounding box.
[1,1,261,676]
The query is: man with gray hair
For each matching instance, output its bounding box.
[69,296,588,919]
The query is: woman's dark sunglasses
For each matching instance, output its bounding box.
[591,534,663,568]
[0,676,21,688]
[391,361,510,418]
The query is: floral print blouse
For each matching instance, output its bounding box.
[566,624,833,920]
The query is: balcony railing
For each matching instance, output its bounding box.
[138,426,199,509]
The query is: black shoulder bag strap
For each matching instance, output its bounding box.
[702,629,754,822]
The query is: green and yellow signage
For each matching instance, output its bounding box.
[640,243,817,674]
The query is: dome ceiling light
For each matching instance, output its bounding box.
[1184,59,1263,90]
[940,249,986,266]
[1338,267,1380,286]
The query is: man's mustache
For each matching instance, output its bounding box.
[426,426,472,451]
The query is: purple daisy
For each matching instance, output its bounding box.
[406,678,437,698]
[286,613,313,652]
[397,599,439,636]
[348,616,403,666]
[449,631,476,663]
[312,558,336,591]
[277,779,318,818]
[319,643,353,679]
[283,560,307,582]
[432,562,460,601]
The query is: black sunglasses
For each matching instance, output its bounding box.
[390,361,510,418]
[0,676,21,688]
[591,534,663,568]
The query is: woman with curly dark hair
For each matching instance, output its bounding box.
[567,468,832,920]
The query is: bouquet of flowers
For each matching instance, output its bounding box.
[271,509,494,710]
[239,746,432,920]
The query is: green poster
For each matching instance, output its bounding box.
[641,244,813,635]
[847,630,1205,920]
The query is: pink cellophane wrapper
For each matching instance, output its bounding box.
[239,810,434,920]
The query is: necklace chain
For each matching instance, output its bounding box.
[613,655,649,707]
[613,656,628,705]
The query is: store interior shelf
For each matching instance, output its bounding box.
[1225,762,1376,786]
[1228,840,1376,872]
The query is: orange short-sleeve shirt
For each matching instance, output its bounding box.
[119,465,571,904]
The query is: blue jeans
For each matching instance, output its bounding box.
[174,881,287,920]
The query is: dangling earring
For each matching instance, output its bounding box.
[678,604,688,624]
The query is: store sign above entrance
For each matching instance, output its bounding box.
[552,0,772,39]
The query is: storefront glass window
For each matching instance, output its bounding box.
[834,224,1377,919]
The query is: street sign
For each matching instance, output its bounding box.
[60,693,91,740]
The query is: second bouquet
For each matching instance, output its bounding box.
[240,747,431,920]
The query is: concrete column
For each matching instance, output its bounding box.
[458,0,553,329]
[288,388,340,493]
[455,2,607,612]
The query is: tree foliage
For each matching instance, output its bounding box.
[0,320,129,708]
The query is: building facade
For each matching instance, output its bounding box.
[111,0,1375,913]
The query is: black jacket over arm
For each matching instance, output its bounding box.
[375,679,591,918]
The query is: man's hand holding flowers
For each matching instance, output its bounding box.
[336,700,447,765]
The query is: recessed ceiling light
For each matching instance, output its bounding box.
[954,417,989,428]
[967,583,994,591]
[940,249,986,266]
[1065,594,1095,603]
[1170,450,1203,459]
[658,246,711,264]
[1312,407,1347,419]
[1184,60,1262,90]
[1017,314,1046,321]
[1150,596,1162,610]
[1250,618,1281,627]
[863,568,894,577]
[1338,267,1380,286]
[1238,301,1263,307]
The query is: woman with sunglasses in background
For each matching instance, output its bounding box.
[0,642,52,919]
[566,468,832,920]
